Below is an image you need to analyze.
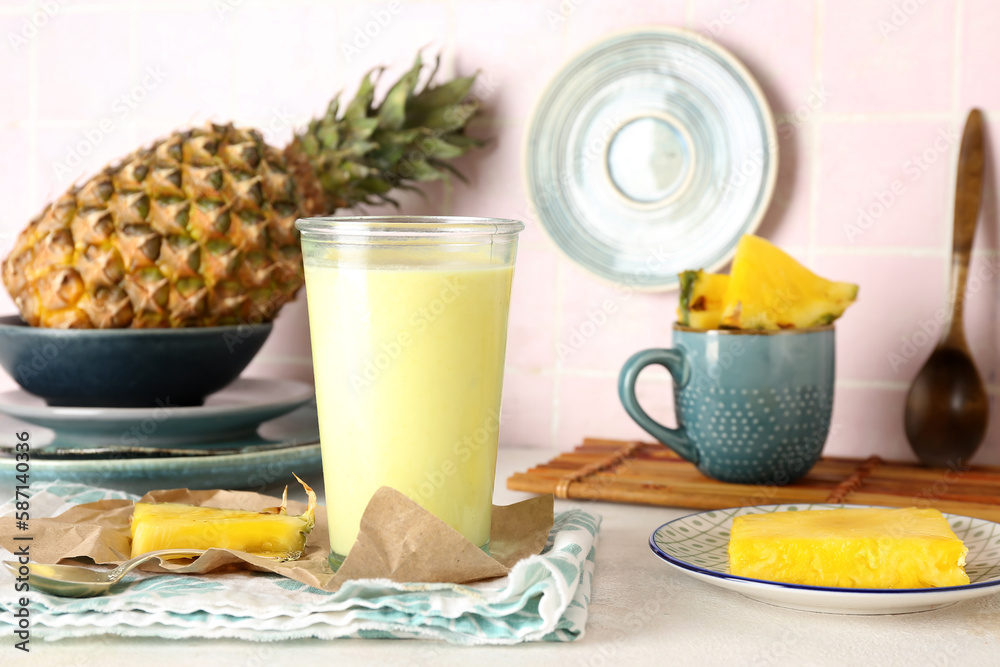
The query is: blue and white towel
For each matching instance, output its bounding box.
[0,482,600,644]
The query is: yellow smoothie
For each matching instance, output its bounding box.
[304,262,514,558]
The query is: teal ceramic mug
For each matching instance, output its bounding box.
[618,324,835,484]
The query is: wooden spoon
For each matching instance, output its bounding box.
[904,109,990,467]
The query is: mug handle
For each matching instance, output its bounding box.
[618,348,699,465]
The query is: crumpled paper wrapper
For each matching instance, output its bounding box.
[0,486,554,592]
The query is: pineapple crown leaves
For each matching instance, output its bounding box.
[291,53,484,212]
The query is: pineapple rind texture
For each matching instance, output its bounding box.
[4,125,306,329]
[727,508,970,589]
[677,270,729,330]
[2,54,482,328]
[130,476,318,560]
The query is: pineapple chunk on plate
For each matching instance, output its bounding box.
[649,504,1000,614]
[728,508,969,589]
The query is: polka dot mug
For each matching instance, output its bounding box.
[618,324,835,484]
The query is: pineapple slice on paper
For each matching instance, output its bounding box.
[130,475,317,560]
[720,235,858,330]
[677,270,729,330]
[728,508,970,589]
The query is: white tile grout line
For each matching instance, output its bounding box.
[813,246,999,257]
[947,0,968,296]
[807,0,824,270]
[760,246,997,259]
[819,112,960,123]
[441,0,457,215]
[546,6,572,450]
[19,108,1000,127]
[952,0,964,115]
[550,261,565,449]
[228,0,241,119]
[126,0,139,149]
[26,0,37,218]
[836,379,910,391]
[1,0,450,14]
[510,367,1000,396]
[505,367,558,378]
[443,0,457,91]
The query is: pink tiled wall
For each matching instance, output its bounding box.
[1,0,998,464]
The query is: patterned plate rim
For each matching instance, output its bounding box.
[522,25,778,292]
[649,503,1000,595]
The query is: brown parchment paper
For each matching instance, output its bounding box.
[0,487,553,592]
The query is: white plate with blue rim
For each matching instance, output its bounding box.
[524,26,777,290]
[649,504,1000,615]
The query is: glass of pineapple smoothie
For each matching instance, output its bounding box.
[295,216,524,568]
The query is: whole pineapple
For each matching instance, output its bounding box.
[2,55,482,328]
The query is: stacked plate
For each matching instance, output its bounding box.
[0,378,320,490]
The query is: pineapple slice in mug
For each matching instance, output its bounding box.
[677,270,729,330]
[720,235,858,330]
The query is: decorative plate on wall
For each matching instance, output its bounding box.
[524,27,777,290]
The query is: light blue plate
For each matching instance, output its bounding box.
[0,378,313,447]
[650,504,1000,614]
[525,27,777,290]
[0,397,321,493]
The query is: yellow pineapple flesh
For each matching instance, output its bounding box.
[728,508,970,589]
[130,476,317,560]
[677,270,729,330]
[720,235,858,330]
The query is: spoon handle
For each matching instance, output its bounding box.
[944,109,985,349]
[110,549,207,581]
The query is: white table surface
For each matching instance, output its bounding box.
[4,446,1000,667]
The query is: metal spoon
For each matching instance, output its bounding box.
[904,108,990,467]
[1,549,206,598]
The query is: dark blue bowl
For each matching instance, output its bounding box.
[0,315,272,408]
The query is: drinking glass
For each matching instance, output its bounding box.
[296,216,524,568]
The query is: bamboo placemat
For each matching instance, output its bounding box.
[507,438,1000,522]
